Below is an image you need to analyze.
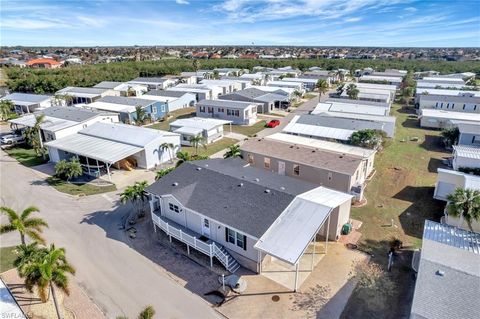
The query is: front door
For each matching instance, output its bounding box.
[278,161,286,175]
[202,218,211,237]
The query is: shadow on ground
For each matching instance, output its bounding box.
[79,208,232,305]
[393,186,445,238]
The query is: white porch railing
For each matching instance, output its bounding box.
[151,212,238,272]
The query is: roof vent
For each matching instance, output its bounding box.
[238,183,244,187]
[265,189,271,193]
[290,146,294,148]
[312,150,315,153]
[254,178,260,182]
[339,155,343,158]
[196,167,202,171]
[172,182,179,186]
[280,186,285,190]
[436,270,445,277]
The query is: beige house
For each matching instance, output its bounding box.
[240,136,376,201]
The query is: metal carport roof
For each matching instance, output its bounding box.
[45,134,142,164]
[254,187,353,265]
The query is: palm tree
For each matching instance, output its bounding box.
[0,206,49,245]
[22,244,76,319]
[189,135,206,156]
[23,114,46,156]
[223,144,242,159]
[446,188,480,231]
[14,242,41,277]
[0,100,15,120]
[175,150,191,167]
[120,181,149,228]
[346,84,360,100]
[160,142,175,163]
[155,167,174,180]
[316,79,329,101]
[135,106,147,126]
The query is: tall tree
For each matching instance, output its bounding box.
[192,59,200,72]
[23,114,46,156]
[348,129,386,150]
[188,135,206,156]
[316,79,329,101]
[0,206,49,245]
[446,188,480,231]
[22,244,76,319]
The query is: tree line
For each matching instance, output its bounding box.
[5,58,480,94]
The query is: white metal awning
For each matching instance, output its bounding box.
[45,134,142,164]
[254,187,353,265]
[173,126,203,135]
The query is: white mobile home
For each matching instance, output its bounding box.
[419,109,480,129]
[0,93,52,114]
[147,158,352,286]
[196,99,258,125]
[169,117,230,146]
[46,122,181,179]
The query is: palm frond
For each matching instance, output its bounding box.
[23,218,49,229]
[0,224,17,234]
[21,206,40,220]
[25,230,46,245]
[0,206,19,221]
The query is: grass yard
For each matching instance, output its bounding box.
[181,137,238,157]
[4,146,48,167]
[223,120,266,137]
[146,107,196,131]
[341,104,448,319]
[46,176,116,196]
[0,246,17,273]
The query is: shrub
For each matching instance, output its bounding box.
[55,158,83,181]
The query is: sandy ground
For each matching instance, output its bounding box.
[1,268,104,319]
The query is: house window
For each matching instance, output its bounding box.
[328,172,333,181]
[169,203,180,213]
[463,104,466,110]
[208,107,214,113]
[264,157,270,169]
[247,154,254,164]
[225,227,247,250]
[473,136,480,144]
[451,103,454,109]
[204,219,209,228]
[218,108,224,113]
[152,106,157,113]
[236,232,245,249]
[199,106,206,112]
[293,164,300,176]
[227,228,235,244]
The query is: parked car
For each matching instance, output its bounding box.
[266,120,280,128]
[1,134,25,145]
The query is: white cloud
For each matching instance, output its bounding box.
[345,17,362,22]
[77,16,107,28]
[404,7,417,13]
[175,0,190,4]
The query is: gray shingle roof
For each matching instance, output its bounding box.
[410,220,480,319]
[98,96,155,107]
[327,98,390,108]
[39,106,104,122]
[147,159,317,238]
[296,114,385,131]
[197,99,255,109]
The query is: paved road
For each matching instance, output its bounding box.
[0,150,220,319]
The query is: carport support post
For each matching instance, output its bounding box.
[311,236,316,271]
[325,214,331,254]
[106,163,112,182]
[294,262,299,292]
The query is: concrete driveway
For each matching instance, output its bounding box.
[0,149,220,319]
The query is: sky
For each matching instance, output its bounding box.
[1,0,479,47]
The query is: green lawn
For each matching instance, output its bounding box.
[4,146,48,167]
[341,104,448,319]
[181,137,239,157]
[46,176,116,196]
[146,107,196,131]
[0,246,17,273]
[223,120,266,137]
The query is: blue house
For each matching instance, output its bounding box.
[87,96,167,124]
